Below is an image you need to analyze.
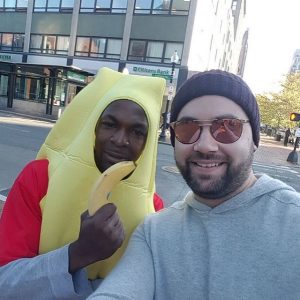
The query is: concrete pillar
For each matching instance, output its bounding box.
[23,0,34,53]
[120,0,135,61]
[68,0,81,57]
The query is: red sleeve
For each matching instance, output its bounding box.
[153,192,164,211]
[0,160,49,266]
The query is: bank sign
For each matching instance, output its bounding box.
[0,54,12,62]
[127,64,178,81]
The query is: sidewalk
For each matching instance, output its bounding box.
[254,133,299,167]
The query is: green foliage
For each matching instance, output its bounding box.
[256,73,300,129]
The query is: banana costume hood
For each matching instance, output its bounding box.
[36,67,166,279]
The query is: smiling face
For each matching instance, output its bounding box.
[94,100,148,173]
[174,95,257,206]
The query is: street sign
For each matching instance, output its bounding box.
[168,85,174,96]
[152,73,173,81]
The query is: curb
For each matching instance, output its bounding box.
[158,140,172,146]
[0,109,57,124]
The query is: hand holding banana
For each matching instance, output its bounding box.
[69,161,135,273]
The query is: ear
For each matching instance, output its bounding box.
[253,143,258,153]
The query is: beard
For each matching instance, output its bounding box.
[176,149,254,200]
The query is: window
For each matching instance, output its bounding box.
[128,39,183,64]
[0,33,24,51]
[146,41,163,62]
[128,40,146,61]
[134,0,190,15]
[80,0,127,13]
[0,0,27,11]
[90,38,106,57]
[33,0,74,12]
[75,36,122,59]
[56,36,70,54]
[75,37,90,56]
[30,34,69,55]
[164,42,182,63]
[15,75,50,102]
[106,39,122,59]
[13,34,25,51]
[1,33,13,51]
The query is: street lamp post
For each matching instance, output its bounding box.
[159,51,179,141]
[287,113,300,164]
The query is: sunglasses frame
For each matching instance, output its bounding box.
[170,118,250,144]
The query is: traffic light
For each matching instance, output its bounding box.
[290,112,300,121]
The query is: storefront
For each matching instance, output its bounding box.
[0,61,93,119]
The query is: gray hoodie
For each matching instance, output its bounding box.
[89,174,300,300]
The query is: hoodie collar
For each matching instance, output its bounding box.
[185,174,295,214]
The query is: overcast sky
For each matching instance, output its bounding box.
[243,0,300,94]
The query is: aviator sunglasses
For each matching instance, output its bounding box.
[170,118,250,144]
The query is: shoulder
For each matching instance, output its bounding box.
[22,159,48,173]
[268,188,300,207]
[19,159,48,179]
[142,200,187,230]
[16,159,49,198]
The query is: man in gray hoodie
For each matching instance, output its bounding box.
[89,70,300,300]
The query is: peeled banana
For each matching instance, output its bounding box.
[88,161,136,216]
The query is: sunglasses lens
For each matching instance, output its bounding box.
[174,121,200,144]
[211,119,243,143]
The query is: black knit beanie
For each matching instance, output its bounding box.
[170,69,260,147]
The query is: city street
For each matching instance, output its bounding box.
[0,111,299,209]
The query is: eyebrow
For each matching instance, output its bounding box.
[101,114,148,129]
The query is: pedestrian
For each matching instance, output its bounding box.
[0,68,165,299]
[88,70,300,300]
[284,127,291,146]
[160,111,170,130]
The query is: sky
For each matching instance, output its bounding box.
[243,0,300,95]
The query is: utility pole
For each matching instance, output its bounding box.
[287,112,300,164]
[159,50,179,141]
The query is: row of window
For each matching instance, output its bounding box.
[0,33,183,63]
[0,0,27,11]
[129,39,182,63]
[0,0,190,14]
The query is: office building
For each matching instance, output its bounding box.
[290,49,300,73]
[0,0,248,119]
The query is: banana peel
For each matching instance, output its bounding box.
[88,161,136,216]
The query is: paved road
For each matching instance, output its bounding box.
[0,111,53,195]
[252,162,300,192]
[0,111,299,208]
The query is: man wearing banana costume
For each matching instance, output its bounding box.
[0,67,166,299]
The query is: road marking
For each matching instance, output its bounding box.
[253,163,299,174]
[0,123,30,133]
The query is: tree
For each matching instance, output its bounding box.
[256,72,300,129]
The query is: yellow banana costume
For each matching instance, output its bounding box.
[36,67,166,279]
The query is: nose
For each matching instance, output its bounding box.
[193,126,218,153]
[110,129,129,146]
